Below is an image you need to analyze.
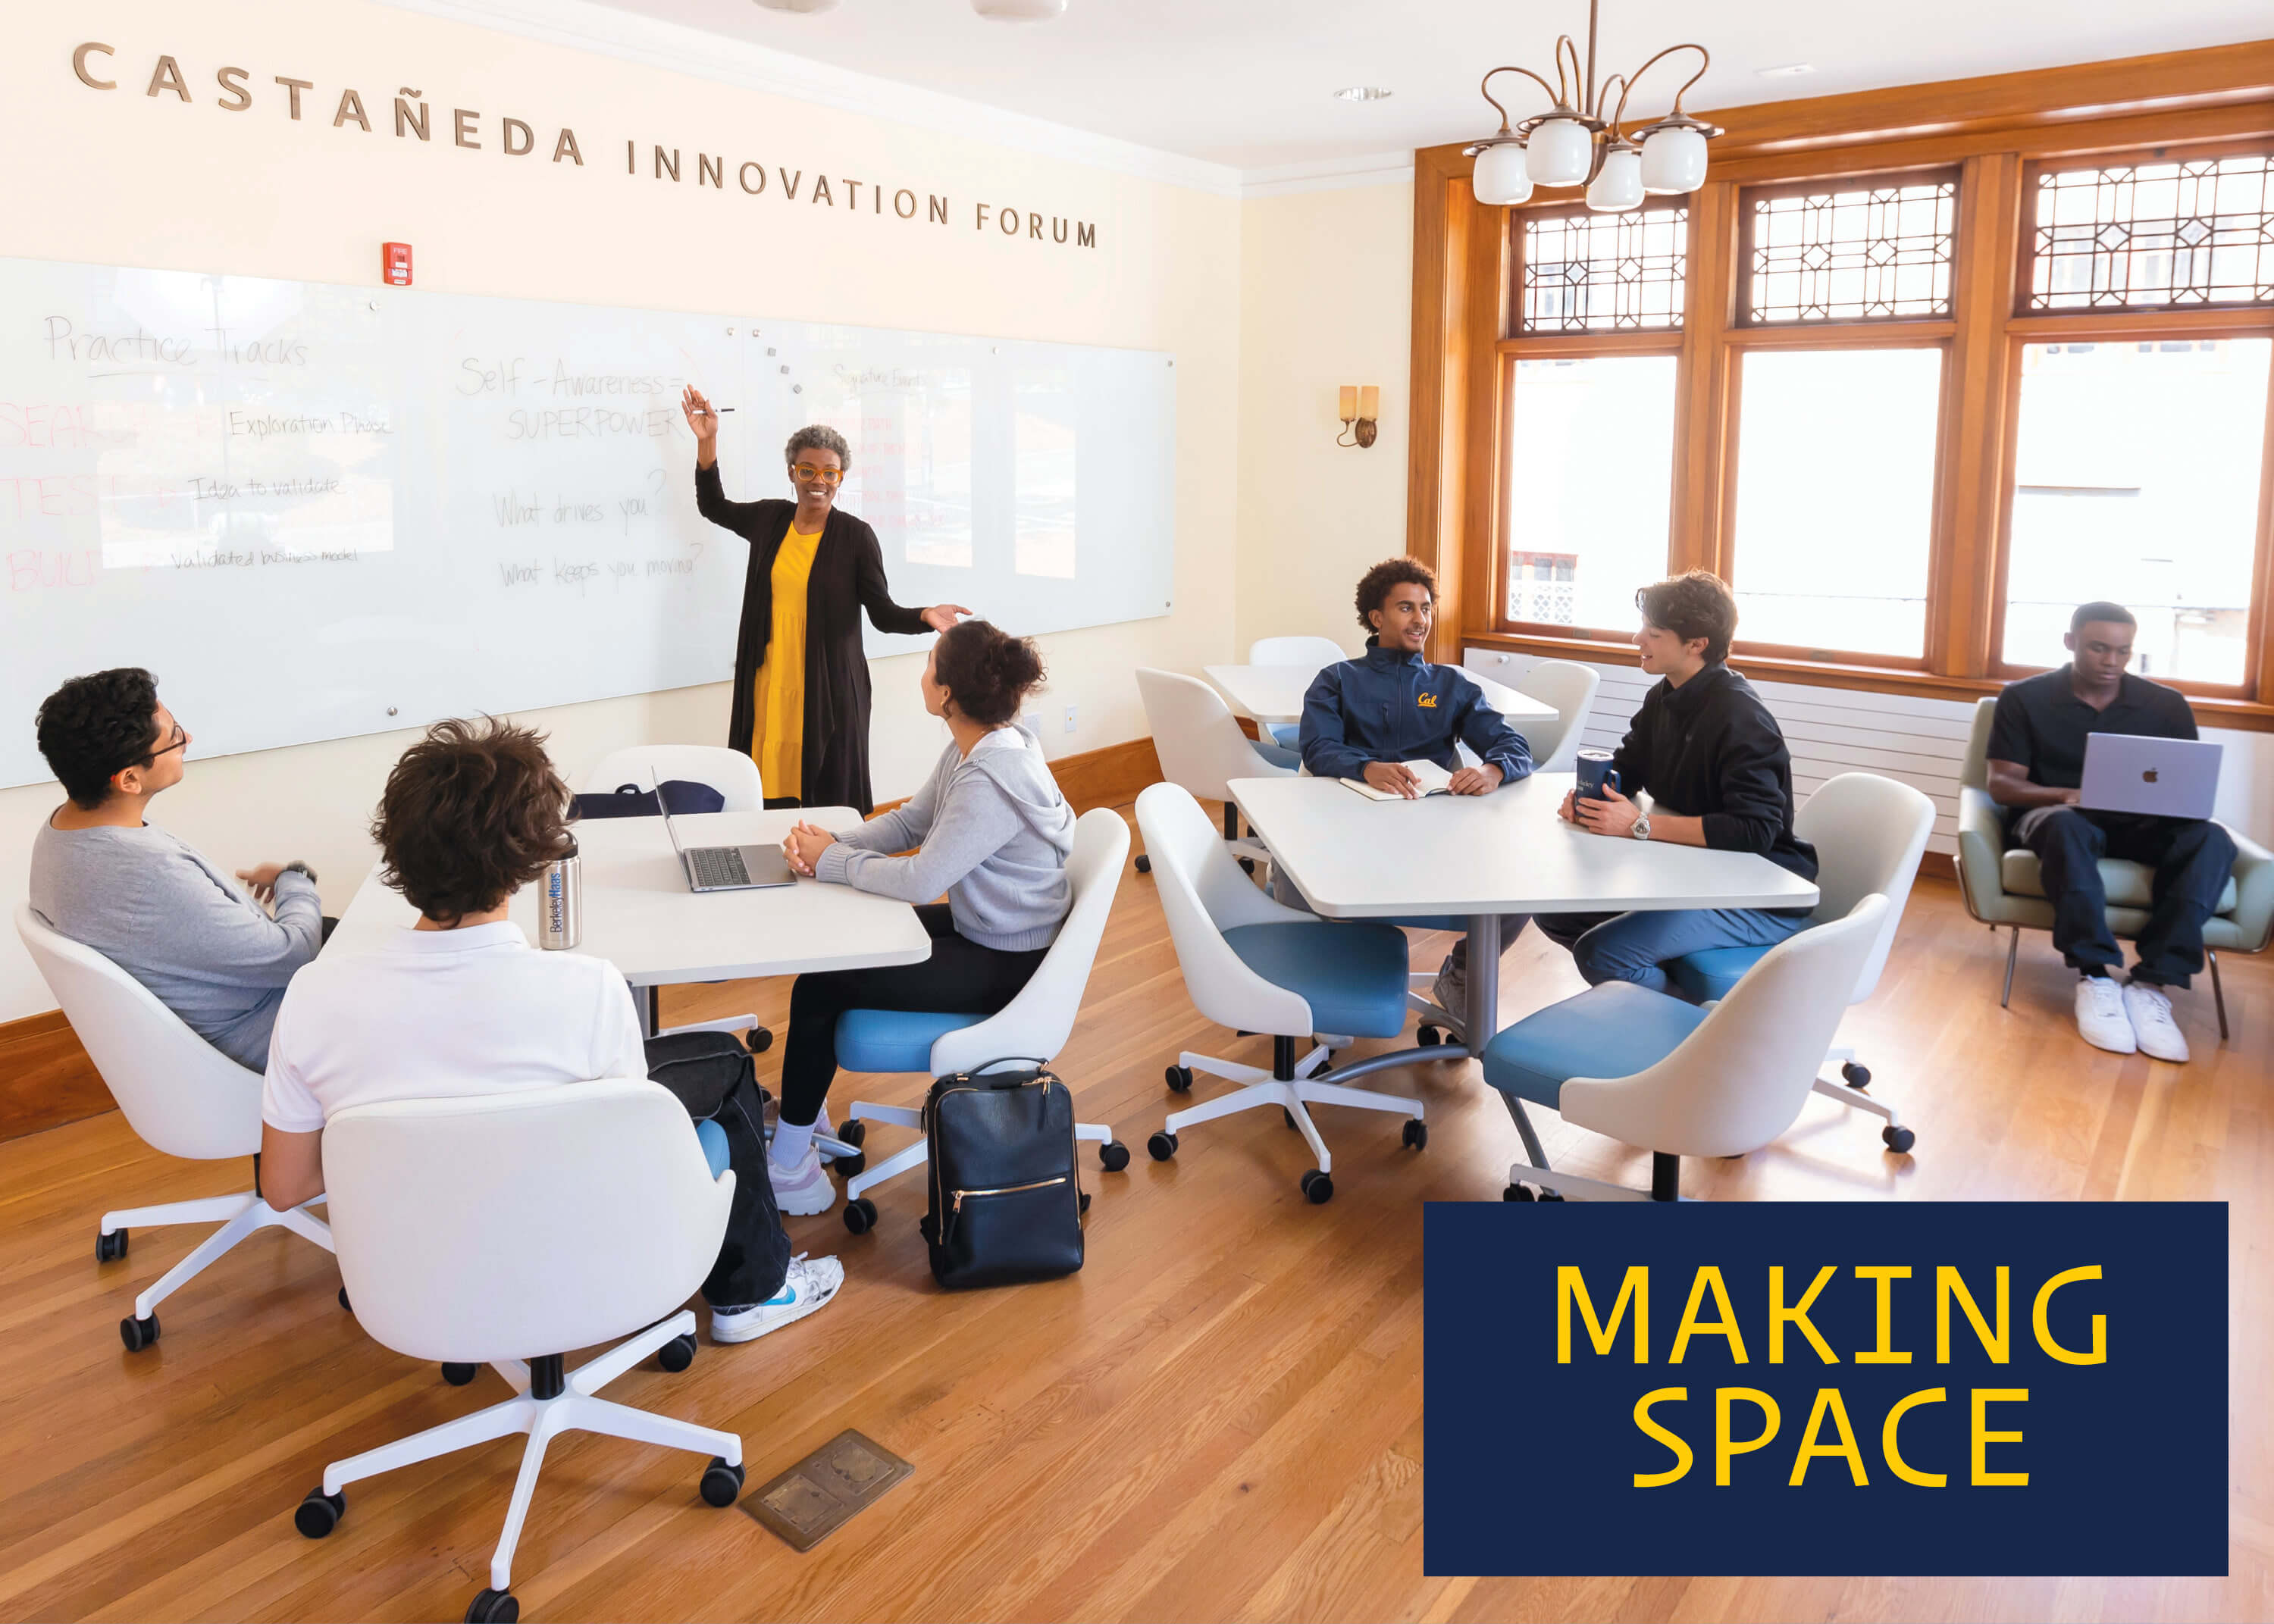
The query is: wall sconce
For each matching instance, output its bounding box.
[1338,384,1380,449]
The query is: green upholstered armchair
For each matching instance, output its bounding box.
[1953,696,2273,1040]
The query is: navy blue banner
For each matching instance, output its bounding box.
[1425,1201,2225,1577]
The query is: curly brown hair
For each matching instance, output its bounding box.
[371,718,574,924]
[1635,571,1738,665]
[36,667,162,809]
[1354,556,1437,634]
[932,619,1047,727]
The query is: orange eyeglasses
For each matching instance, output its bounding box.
[791,463,845,485]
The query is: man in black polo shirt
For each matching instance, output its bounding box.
[1533,571,1820,993]
[1987,600,2235,1062]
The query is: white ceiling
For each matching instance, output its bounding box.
[578,0,2272,175]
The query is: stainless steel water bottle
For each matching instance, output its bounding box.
[540,840,581,950]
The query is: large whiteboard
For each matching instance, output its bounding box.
[0,257,1175,788]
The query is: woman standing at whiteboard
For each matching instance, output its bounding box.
[683,386,969,815]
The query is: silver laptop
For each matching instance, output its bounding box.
[2078,733,2222,820]
[652,784,797,893]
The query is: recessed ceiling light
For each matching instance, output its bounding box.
[753,0,838,11]
[1335,86,1394,102]
[1756,62,1815,77]
[973,0,1067,20]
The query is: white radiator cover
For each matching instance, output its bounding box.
[1466,649,2274,856]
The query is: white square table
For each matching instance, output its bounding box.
[1204,663,1560,731]
[1226,771,1821,1089]
[332,807,932,1034]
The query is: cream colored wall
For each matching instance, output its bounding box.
[1233,182,1415,662]
[0,0,1242,1021]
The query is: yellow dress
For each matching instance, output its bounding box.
[750,521,823,801]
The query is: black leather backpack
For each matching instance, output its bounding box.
[918,1063,1085,1290]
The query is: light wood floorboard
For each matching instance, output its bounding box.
[0,807,2266,1622]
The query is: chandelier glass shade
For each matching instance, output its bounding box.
[1464,0,1720,213]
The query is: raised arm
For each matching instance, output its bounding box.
[850,521,940,637]
[684,385,775,537]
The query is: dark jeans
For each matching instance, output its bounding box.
[643,1034,791,1309]
[2018,809,2236,988]
[1532,907,1810,997]
[779,903,1047,1127]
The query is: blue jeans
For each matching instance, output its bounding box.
[1532,907,1809,997]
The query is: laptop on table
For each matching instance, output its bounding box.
[2078,733,2222,820]
[650,783,797,893]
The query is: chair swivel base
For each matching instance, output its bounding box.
[1151,1040,1424,1203]
[293,1309,741,1618]
[838,1103,1128,1234]
[99,1183,334,1350]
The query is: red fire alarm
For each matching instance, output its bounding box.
[382,242,412,286]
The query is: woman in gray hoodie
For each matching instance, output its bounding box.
[768,620,1076,1214]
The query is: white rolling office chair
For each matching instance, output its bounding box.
[1481,896,1898,1202]
[1666,771,1935,1136]
[1133,668,1298,878]
[294,1079,745,1624]
[15,904,335,1351]
[838,809,1133,1232]
[1136,783,1426,1203]
[1248,635,1347,749]
[1505,658,1600,772]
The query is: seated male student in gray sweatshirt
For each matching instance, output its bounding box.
[27,668,324,1070]
[771,619,1076,1216]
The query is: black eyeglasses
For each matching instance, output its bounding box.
[146,722,187,759]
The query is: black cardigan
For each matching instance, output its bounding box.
[1608,663,1818,889]
[695,464,928,815]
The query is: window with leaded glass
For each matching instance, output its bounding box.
[1740,171,1959,324]
[1518,205,1688,333]
[2025,149,2274,312]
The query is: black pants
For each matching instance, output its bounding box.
[2019,809,2236,988]
[779,904,1048,1127]
[643,1034,791,1309]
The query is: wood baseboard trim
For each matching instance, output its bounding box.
[0,1009,114,1144]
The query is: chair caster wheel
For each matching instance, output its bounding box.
[1134,853,1151,874]
[1843,1061,1870,1089]
[1416,1025,1441,1047]
[294,1487,345,1539]
[337,1285,352,1313]
[837,1119,866,1149]
[465,1586,518,1623]
[441,1361,479,1386]
[1503,1183,1533,1201]
[1299,1169,1333,1204]
[656,1333,697,1373]
[1164,1065,1192,1094]
[96,1229,128,1263]
[1238,856,1257,875]
[1402,1119,1428,1150]
[1099,1140,1130,1172]
[119,1313,160,1352]
[1147,1131,1178,1161]
[700,1457,747,1508]
[1538,1188,1565,1202]
[1079,1190,1092,1215]
[844,1197,879,1234]
[747,1027,774,1056]
[1882,1125,1915,1153]
[833,1152,867,1179]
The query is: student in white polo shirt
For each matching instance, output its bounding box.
[256,717,841,1345]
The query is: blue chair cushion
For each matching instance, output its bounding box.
[1221,922,1412,1038]
[695,1118,732,1179]
[1380,914,1470,932]
[1268,721,1301,749]
[1251,737,1302,771]
[835,1008,985,1073]
[1668,943,1774,1004]
[1480,982,1710,1109]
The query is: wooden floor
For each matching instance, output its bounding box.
[1,804,2267,1622]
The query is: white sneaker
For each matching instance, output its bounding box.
[2122,981,2190,1063]
[767,1142,838,1216]
[2074,976,2136,1055]
[710,1253,844,1344]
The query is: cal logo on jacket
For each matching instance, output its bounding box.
[1417,692,1439,708]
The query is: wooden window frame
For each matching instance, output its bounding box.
[1411,39,2274,731]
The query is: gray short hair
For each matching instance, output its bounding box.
[785,424,851,473]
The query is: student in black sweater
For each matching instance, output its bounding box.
[1534,571,1819,995]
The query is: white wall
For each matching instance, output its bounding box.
[0,0,1242,1021]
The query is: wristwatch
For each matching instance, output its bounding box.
[280,860,319,884]
[1630,813,1652,842]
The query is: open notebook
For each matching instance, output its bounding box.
[1341,759,1458,801]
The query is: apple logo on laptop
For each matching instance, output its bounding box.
[2143,768,2159,784]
